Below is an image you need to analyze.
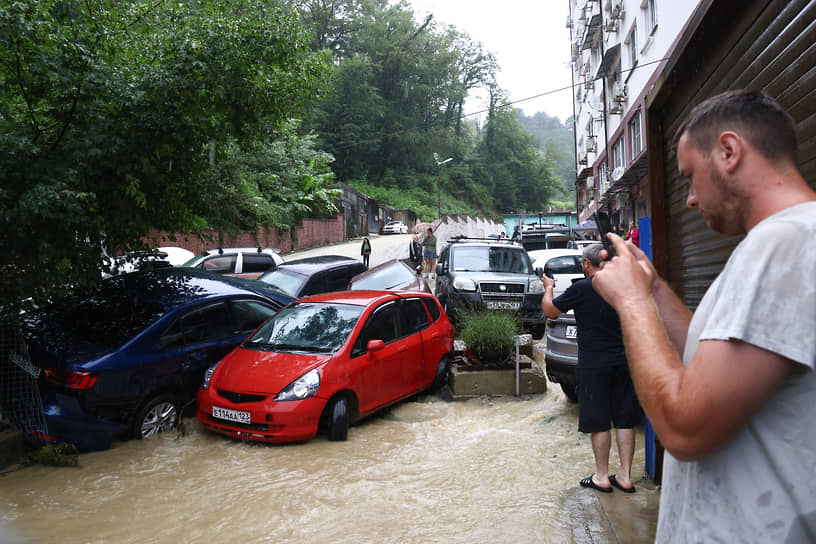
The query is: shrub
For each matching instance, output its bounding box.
[459,310,520,365]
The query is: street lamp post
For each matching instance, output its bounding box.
[433,153,453,219]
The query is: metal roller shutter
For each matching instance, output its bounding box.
[649,0,816,309]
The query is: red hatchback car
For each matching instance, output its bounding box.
[197,290,454,443]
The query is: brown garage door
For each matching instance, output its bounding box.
[649,0,816,309]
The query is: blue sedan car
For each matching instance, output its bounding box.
[20,268,294,452]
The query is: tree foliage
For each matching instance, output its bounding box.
[0,0,332,312]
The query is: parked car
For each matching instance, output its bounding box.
[256,255,367,298]
[526,248,585,298]
[108,246,196,276]
[348,259,431,293]
[434,237,547,337]
[382,220,409,234]
[566,239,599,250]
[18,268,295,452]
[544,311,578,402]
[183,247,284,279]
[197,290,454,443]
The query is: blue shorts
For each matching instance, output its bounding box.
[423,249,436,259]
[576,365,642,433]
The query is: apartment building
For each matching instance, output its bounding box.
[568,0,699,228]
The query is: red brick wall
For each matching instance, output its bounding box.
[146,215,345,256]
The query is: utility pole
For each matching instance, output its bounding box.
[433,153,453,219]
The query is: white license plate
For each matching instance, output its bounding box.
[212,406,251,424]
[486,301,520,310]
[565,325,578,339]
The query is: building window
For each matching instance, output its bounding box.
[626,23,638,70]
[630,110,643,157]
[642,0,658,35]
[613,138,625,170]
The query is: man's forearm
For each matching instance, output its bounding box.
[541,285,560,318]
[651,278,693,352]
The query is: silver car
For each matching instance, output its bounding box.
[544,311,577,402]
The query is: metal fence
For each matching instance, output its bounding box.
[0,322,47,444]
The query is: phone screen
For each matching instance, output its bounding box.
[593,211,615,259]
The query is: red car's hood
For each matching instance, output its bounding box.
[216,349,332,394]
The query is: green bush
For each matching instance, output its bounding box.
[459,311,520,365]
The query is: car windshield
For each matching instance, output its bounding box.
[257,269,307,297]
[350,263,414,290]
[246,302,363,354]
[452,246,532,274]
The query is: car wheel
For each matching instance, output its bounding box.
[561,383,578,403]
[327,396,349,441]
[133,394,180,439]
[431,357,451,392]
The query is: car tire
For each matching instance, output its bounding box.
[327,396,349,441]
[133,394,180,439]
[561,383,578,403]
[431,357,451,393]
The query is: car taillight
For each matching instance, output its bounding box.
[546,318,558,327]
[43,368,98,390]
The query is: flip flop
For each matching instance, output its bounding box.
[609,474,636,493]
[580,474,613,493]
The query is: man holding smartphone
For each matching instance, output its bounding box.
[541,243,642,494]
[593,90,816,541]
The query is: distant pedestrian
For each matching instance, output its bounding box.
[360,237,371,268]
[541,243,642,495]
[422,228,437,279]
[409,235,423,271]
[625,220,640,247]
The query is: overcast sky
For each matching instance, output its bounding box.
[408,0,574,122]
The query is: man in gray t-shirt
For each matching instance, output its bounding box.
[592,90,816,542]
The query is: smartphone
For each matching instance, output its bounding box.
[593,210,615,259]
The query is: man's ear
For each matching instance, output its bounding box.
[718,131,744,174]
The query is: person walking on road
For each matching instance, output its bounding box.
[592,90,816,542]
[409,235,423,271]
[541,243,642,494]
[360,237,371,268]
[421,228,437,279]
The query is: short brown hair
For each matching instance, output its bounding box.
[674,90,797,164]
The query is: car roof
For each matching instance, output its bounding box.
[275,255,363,273]
[204,247,281,255]
[296,289,407,306]
[527,248,583,261]
[105,267,292,311]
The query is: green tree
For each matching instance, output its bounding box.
[0,0,331,312]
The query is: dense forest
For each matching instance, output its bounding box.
[0,0,574,310]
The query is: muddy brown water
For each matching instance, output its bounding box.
[0,389,645,543]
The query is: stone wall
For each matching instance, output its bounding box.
[146,214,345,256]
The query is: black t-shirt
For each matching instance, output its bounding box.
[552,276,627,368]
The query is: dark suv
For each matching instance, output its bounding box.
[434,237,547,336]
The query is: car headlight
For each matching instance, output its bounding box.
[275,368,320,401]
[202,361,220,390]
[452,277,477,292]
[528,278,545,294]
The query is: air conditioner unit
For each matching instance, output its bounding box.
[585,78,595,90]
[586,138,597,153]
[586,175,595,189]
[578,153,588,166]
[613,81,628,103]
[609,102,624,115]
[605,19,619,33]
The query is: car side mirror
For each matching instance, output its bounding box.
[534,267,544,277]
[367,339,385,352]
[435,263,444,276]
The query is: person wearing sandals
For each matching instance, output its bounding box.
[541,243,642,494]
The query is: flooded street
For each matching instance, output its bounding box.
[0,387,646,543]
